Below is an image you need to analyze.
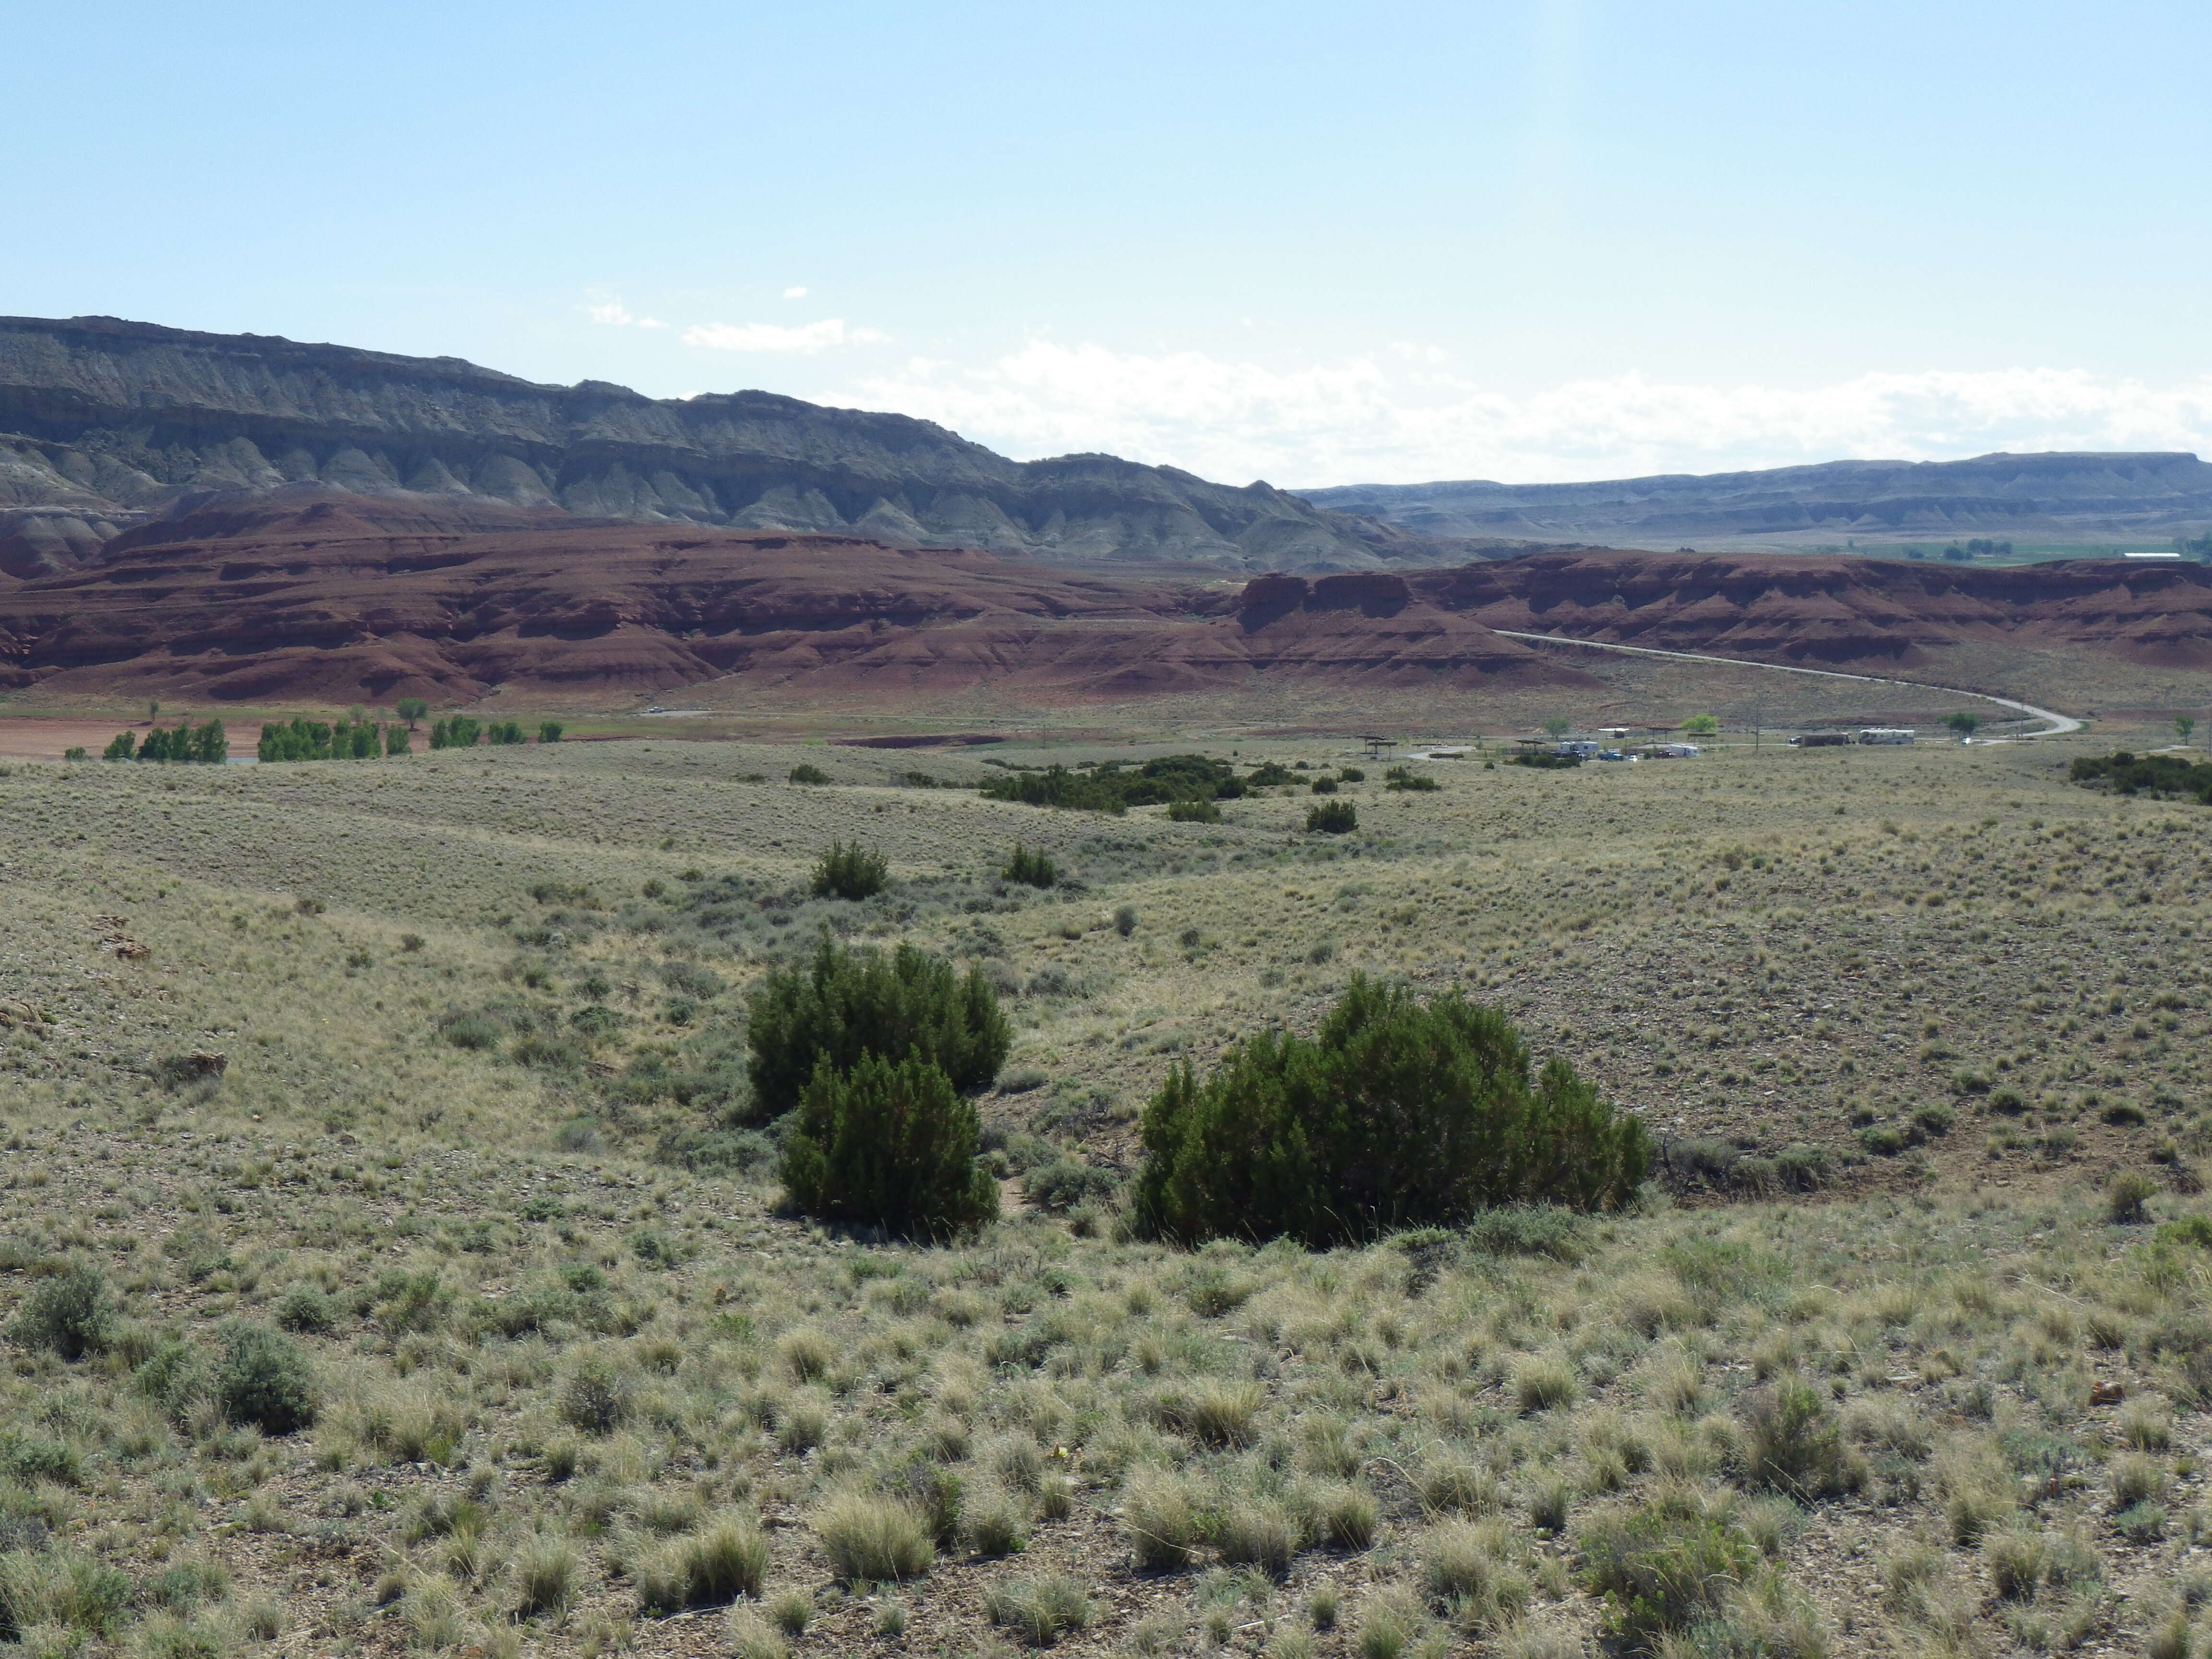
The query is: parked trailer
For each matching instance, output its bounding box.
[1791,733,1852,747]
[1857,728,1915,745]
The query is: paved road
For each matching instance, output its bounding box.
[1488,629,2085,740]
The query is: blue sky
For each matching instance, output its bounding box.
[8,0,2212,484]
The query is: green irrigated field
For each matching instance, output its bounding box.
[0,729,2208,1659]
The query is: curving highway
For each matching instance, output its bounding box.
[1487,629,2084,740]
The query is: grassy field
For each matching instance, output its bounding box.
[0,723,2209,1659]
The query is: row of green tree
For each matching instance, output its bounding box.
[260,719,406,761]
[431,717,562,748]
[735,930,1649,1243]
[102,722,227,763]
[255,714,565,761]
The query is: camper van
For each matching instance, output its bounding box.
[1857,728,1915,745]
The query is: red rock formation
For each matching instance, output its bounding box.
[8,499,2205,709]
[1414,551,2212,672]
[0,493,1585,705]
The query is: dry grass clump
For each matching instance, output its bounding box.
[811,1491,934,1583]
[1123,1468,1202,1570]
[0,731,2209,1657]
[985,1573,1093,1645]
[634,1514,769,1612]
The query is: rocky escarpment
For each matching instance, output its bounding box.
[1307,452,2212,541]
[0,315,1423,578]
[1408,550,2212,670]
[0,492,1583,705]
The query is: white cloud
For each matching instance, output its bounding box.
[782,286,808,299]
[685,318,887,355]
[586,300,666,329]
[845,342,2212,485]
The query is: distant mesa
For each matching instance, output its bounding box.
[7,314,2212,709]
[1303,452,2212,542]
[0,313,1426,578]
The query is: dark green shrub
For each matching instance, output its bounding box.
[561,1351,633,1434]
[1310,776,1338,794]
[215,1325,319,1434]
[513,1034,586,1070]
[1306,801,1358,834]
[2109,1170,2159,1225]
[133,1339,212,1419]
[1246,761,1297,786]
[1857,1122,1907,1155]
[1338,766,1366,782]
[539,721,564,743]
[430,716,481,751]
[811,840,889,901]
[1580,1494,1758,1653]
[273,1283,336,1334]
[384,722,411,755]
[1166,798,1220,823]
[1383,765,1439,792]
[0,1548,131,1640]
[2069,750,2212,802]
[1022,1159,1121,1213]
[980,754,1242,814]
[1739,1378,1855,1498]
[1132,976,1651,1245]
[780,1054,999,1236]
[654,1125,777,1177]
[747,936,1011,1117]
[1002,844,1058,888]
[9,1262,118,1359]
[660,961,726,1000]
[440,1014,501,1051]
[102,731,135,760]
[788,762,831,784]
[1463,1205,1587,1261]
[487,720,526,745]
[396,697,428,727]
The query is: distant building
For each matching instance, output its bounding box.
[1857,728,1915,745]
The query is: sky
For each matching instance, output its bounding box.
[7,0,2212,487]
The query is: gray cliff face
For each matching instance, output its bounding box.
[1303,453,2212,541]
[0,315,1401,577]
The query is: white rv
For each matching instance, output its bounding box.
[1857,728,1915,745]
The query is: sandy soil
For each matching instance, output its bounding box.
[0,716,267,759]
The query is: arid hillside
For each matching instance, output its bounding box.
[0,493,1589,707]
